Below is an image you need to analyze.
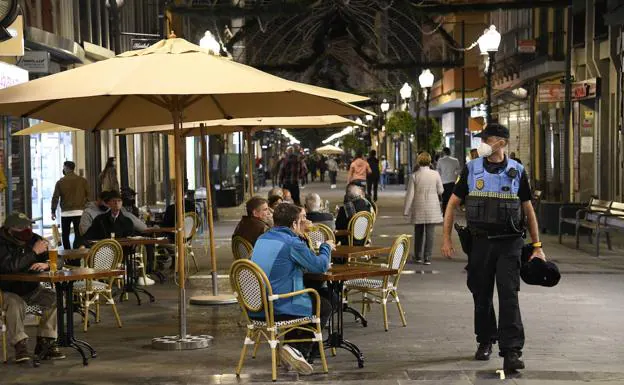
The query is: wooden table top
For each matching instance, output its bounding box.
[0,268,124,283]
[332,245,391,259]
[305,264,397,282]
[58,248,90,260]
[142,227,176,234]
[334,229,349,237]
[103,237,172,246]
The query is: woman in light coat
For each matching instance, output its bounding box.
[403,152,444,264]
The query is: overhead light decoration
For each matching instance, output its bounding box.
[322,126,354,144]
[280,128,300,144]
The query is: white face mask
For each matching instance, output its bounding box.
[477,142,493,158]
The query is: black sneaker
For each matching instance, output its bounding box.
[474,342,492,361]
[14,339,31,363]
[35,337,66,360]
[503,351,524,370]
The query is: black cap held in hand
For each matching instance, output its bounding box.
[520,245,561,287]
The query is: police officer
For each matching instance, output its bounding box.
[441,123,546,371]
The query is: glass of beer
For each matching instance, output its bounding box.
[49,247,58,274]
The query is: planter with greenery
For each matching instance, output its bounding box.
[385,110,443,153]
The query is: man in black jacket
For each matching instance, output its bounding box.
[0,213,65,363]
[84,190,135,241]
[335,183,373,246]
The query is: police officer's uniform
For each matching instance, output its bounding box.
[453,124,531,368]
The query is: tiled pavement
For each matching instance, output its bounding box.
[3,173,624,384]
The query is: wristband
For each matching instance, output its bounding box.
[531,242,542,248]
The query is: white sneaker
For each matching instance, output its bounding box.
[279,345,313,375]
[138,276,155,286]
[330,184,336,189]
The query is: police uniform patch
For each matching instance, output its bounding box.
[502,186,511,192]
[476,179,484,190]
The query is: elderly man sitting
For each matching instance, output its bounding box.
[0,213,65,363]
[304,193,335,230]
[335,182,373,245]
[251,203,334,375]
[232,196,272,248]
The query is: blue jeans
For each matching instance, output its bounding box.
[381,173,389,187]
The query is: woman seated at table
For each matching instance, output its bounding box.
[335,183,372,245]
[250,203,335,375]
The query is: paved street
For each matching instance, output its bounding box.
[4,174,624,385]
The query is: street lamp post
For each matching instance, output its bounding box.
[380,99,390,159]
[400,83,413,171]
[477,25,501,125]
[418,69,434,153]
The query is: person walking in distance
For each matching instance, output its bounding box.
[99,157,120,193]
[366,150,380,202]
[436,147,461,216]
[51,161,89,249]
[278,147,306,205]
[441,123,545,372]
[404,152,444,264]
[326,156,338,189]
[380,155,389,190]
[347,150,371,188]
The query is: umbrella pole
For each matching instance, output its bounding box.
[152,103,213,350]
[246,129,254,197]
[189,128,236,306]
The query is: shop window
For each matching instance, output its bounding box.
[572,10,585,47]
[594,0,608,40]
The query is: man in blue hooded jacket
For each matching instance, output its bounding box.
[251,202,334,375]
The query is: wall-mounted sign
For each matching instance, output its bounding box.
[16,50,50,74]
[517,39,536,54]
[538,80,598,103]
[131,38,159,50]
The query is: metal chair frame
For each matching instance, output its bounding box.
[344,235,411,331]
[184,211,201,273]
[229,259,328,381]
[347,211,375,247]
[304,223,336,250]
[74,239,124,332]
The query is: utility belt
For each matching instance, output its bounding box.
[454,224,524,255]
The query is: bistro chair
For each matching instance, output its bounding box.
[232,236,253,260]
[344,234,411,331]
[230,259,328,381]
[347,211,375,247]
[184,212,201,273]
[74,239,124,332]
[304,223,336,251]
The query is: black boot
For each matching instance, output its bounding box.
[35,337,66,360]
[474,342,492,361]
[503,351,525,371]
[14,338,30,363]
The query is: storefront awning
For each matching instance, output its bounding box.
[24,27,84,64]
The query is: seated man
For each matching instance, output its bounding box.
[0,213,65,363]
[83,190,135,241]
[335,182,373,246]
[282,188,294,204]
[79,191,112,237]
[251,203,334,375]
[268,195,283,211]
[232,197,271,251]
[304,193,335,230]
[267,187,284,200]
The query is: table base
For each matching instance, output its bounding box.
[119,286,155,305]
[326,281,366,368]
[325,333,364,368]
[151,335,213,350]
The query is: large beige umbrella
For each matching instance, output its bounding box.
[0,36,370,350]
[315,144,345,155]
[12,121,80,136]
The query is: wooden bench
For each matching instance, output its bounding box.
[558,198,624,256]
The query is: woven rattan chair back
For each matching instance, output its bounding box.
[305,223,335,249]
[386,235,411,287]
[88,239,123,271]
[347,211,374,246]
[230,259,273,325]
[232,236,253,260]
[183,212,199,242]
